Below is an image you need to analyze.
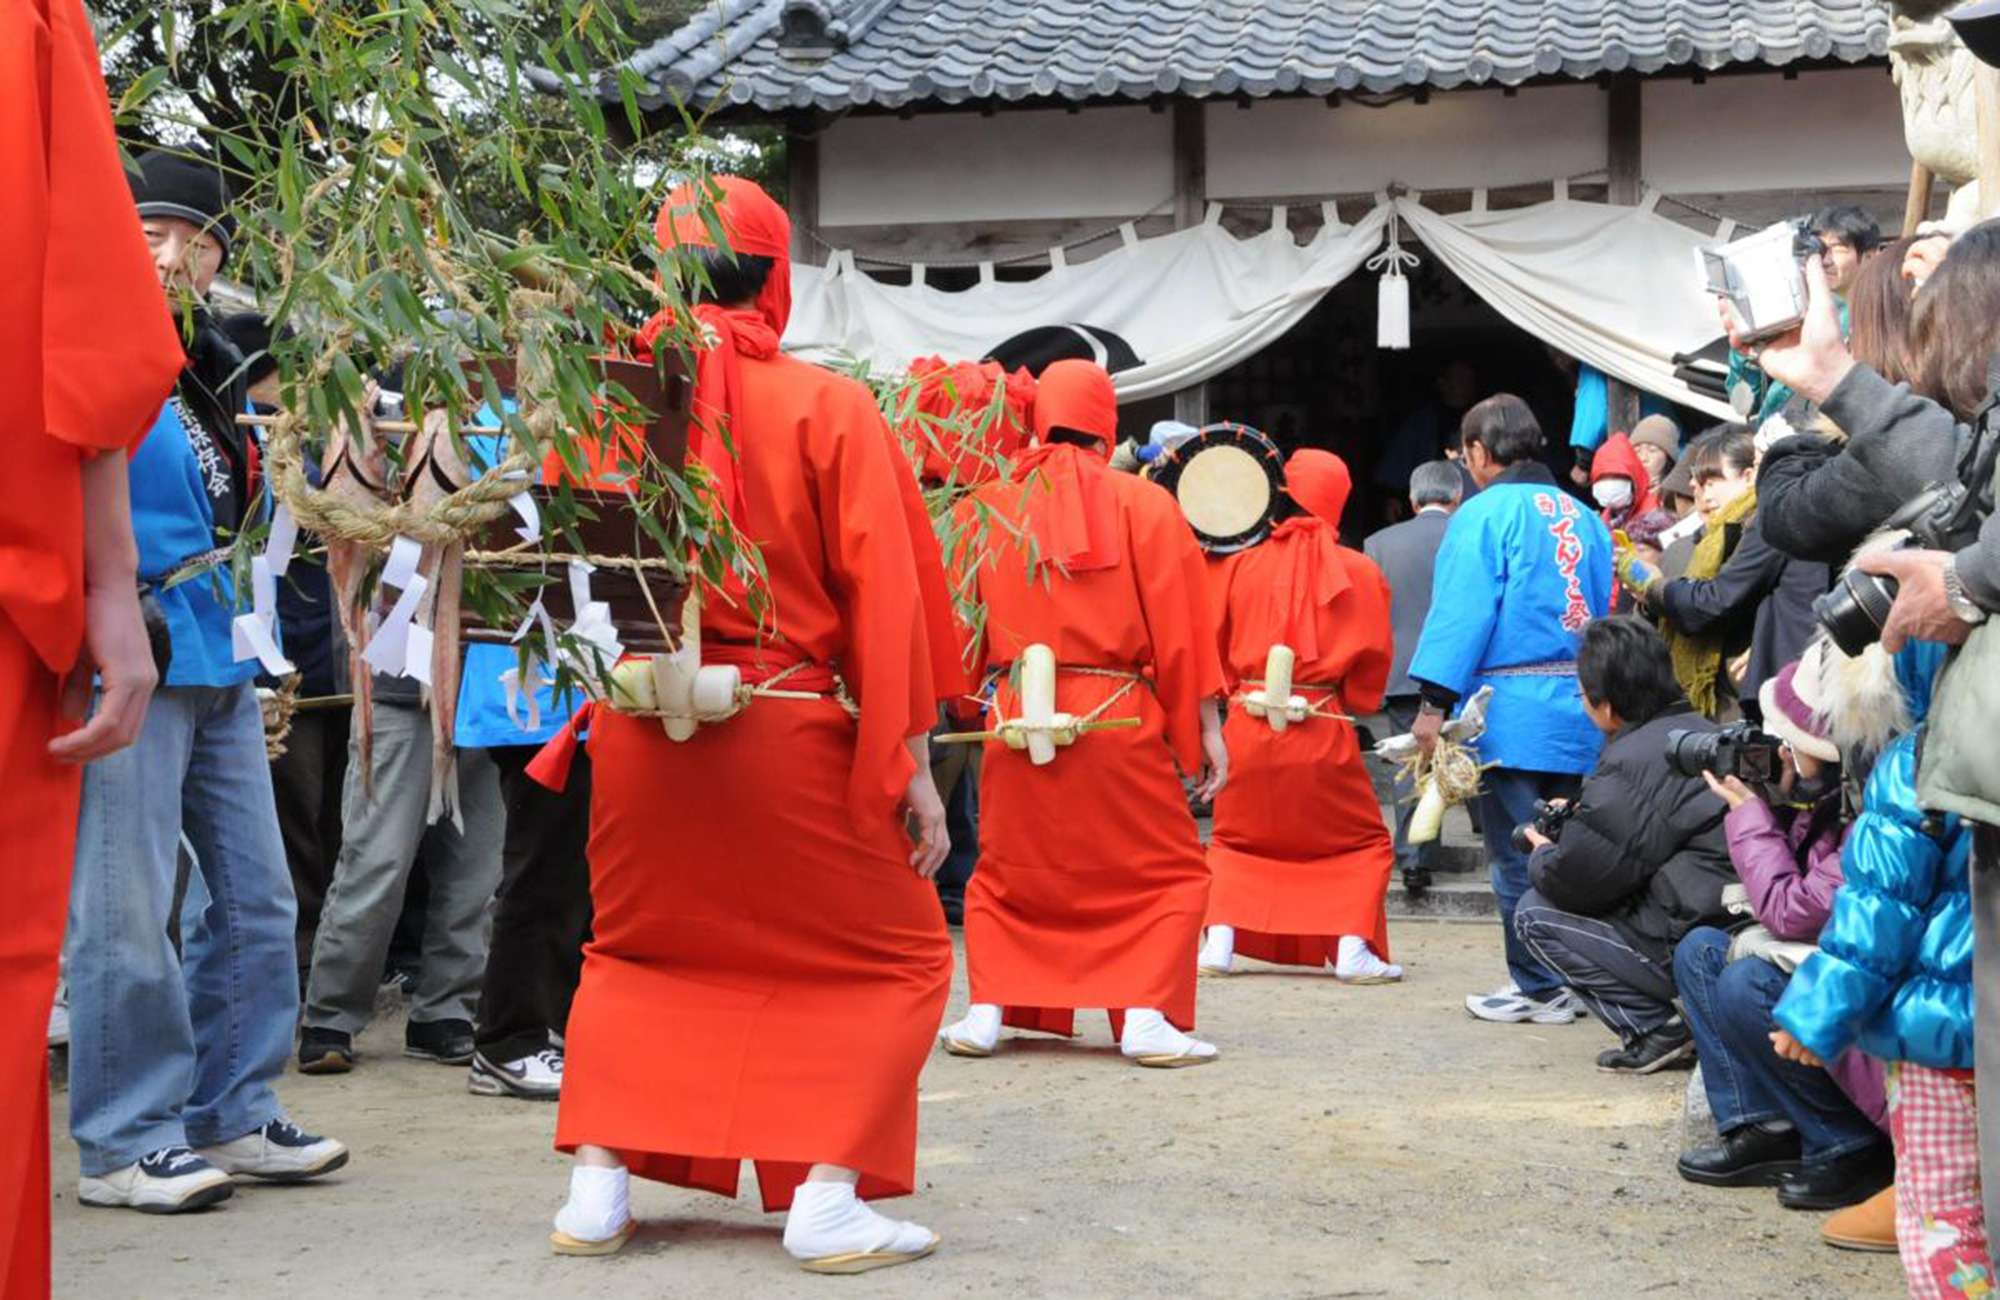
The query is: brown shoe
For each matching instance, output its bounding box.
[1822,1185,1897,1253]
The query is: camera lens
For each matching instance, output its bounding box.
[1664,728,1721,778]
[1812,570,1899,658]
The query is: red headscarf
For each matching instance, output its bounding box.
[634,174,793,529]
[1589,432,1659,528]
[901,355,1035,487]
[1268,449,1355,659]
[1012,359,1120,573]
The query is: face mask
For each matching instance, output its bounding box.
[1592,477,1634,510]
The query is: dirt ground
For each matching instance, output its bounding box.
[51,922,1899,1300]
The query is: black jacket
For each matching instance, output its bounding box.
[1527,706,1737,960]
[1657,509,1830,714]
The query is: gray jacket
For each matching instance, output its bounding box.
[1363,507,1452,699]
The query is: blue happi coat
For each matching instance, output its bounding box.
[1406,461,1612,775]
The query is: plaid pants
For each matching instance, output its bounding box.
[1891,1062,1994,1298]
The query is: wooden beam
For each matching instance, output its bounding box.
[786,127,821,266]
[1172,100,1207,419]
[1979,64,2000,221]
[1607,76,1642,206]
[1904,160,1936,237]
[1173,99,1206,230]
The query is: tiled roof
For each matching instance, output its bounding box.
[552,0,1891,114]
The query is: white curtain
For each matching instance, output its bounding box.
[784,204,1392,402]
[1393,194,1734,419]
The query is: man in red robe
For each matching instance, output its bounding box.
[544,177,955,1276]
[1197,450,1402,982]
[941,359,1229,1066]
[2,1,181,1292]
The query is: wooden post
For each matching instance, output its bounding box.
[1172,100,1208,425]
[1904,160,1937,236]
[786,124,821,267]
[1603,77,1644,433]
[1979,64,2000,221]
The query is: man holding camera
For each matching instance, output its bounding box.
[1408,394,1613,1025]
[1510,617,1735,1072]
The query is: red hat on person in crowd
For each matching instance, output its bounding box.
[1032,359,1119,456]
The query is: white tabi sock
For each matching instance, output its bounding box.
[1119,1007,1218,1061]
[553,1165,631,1243]
[939,1003,1001,1051]
[1334,936,1403,982]
[1199,925,1235,970]
[782,1179,937,1263]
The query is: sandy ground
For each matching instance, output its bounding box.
[51,923,1899,1300]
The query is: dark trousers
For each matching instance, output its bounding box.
[1514,887,1675,1041]
[1382,697,1439,880]
[1674,927,1880,1160]
[1477,770,1579,1001]
[269,708,350,971]
[474,745,594,1062]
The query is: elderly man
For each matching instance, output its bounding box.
[1364,460,1463,897]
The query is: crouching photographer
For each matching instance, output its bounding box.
[1672,644,1893,1219]
[1513,617,1735,1074]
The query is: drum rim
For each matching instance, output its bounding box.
[1147,421,1285,553]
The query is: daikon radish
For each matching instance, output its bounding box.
[691,664,742,719]
[653,650,699,742]
[610,656,658,713]
[1407,775,1447,844]
[1020,644,1058,765]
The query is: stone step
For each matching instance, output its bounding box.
[1387,876,1498,921]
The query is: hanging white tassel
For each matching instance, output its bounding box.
[1366,209,1421,351]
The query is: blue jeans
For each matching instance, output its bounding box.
[1477,767,1578,1001]
[67,683,298,1175]
[1674,927,1880,1160]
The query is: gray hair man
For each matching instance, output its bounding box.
[1363,460,1464,898]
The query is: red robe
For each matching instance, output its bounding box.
[953,438,1224,1035]
[1204,471,1396,969]
[2,3,182,1294]
[554,179,951,1212]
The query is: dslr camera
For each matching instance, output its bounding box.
[1814,397,2000,655]
[1510,798,1577,854]
[1665,720,1784,784]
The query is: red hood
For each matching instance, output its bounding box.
[1590,433,1657,519]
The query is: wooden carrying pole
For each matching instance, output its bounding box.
[1904,160,1937,236]
[236,413,503,436]
[1981,64,2000,221]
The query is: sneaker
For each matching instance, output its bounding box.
[405,1017,476,1065]
[1465,986,1582,1024]
[195,1117,349,1182]
[79,1147,233,1213]
[1595,1020,1697,1074]
[469,1048,563,1100]
[297,1027,354,1075]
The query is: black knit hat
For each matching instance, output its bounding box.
[129,150,236,264]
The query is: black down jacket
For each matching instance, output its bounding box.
[1527,705,1738,962]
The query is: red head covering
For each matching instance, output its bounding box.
[1268,449,1355,659]
[1012,359,1119,573]
[1589,432,1658,526]
[902,355,1035,486]
[626,175,793,528]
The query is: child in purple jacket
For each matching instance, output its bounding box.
[1672,644,1890,1211]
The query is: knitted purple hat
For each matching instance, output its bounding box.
[1757,643,1838,764]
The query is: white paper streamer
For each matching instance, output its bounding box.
[382,535,424,590]
[231,553,296,675]
[361,572,429,676]
[404,624,434,687]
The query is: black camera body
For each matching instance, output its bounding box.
[1509,798,1577,854]
[1665,720,1783,784]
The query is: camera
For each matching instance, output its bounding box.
[1665,720,1783,784]
[1510,798,1577,854]
[1812,482,1988,656]
[1695,218,1824,350]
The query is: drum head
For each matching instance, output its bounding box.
[1146,423,1285,553]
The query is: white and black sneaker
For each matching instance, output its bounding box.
[195,1118,348,1182]
[79,1146,233,1213]
[468,1048,563,1100]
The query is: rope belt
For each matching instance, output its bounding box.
[616,657,860,725]
[1481,660,1577,678]
[1232,678,1353,726]
[981,663,1146,728]
[940,663,1148,751]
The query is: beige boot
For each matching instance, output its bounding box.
[1821,1185,1897,1253]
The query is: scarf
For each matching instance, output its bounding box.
[1272,449,1356,659]
[1011,441,1119,573]
[1668,484,1758,718]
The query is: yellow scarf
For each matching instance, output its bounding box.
[1667,485,1757,718]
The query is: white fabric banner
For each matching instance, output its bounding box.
[1392,196,1733,419]
[784,205,1392,402]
